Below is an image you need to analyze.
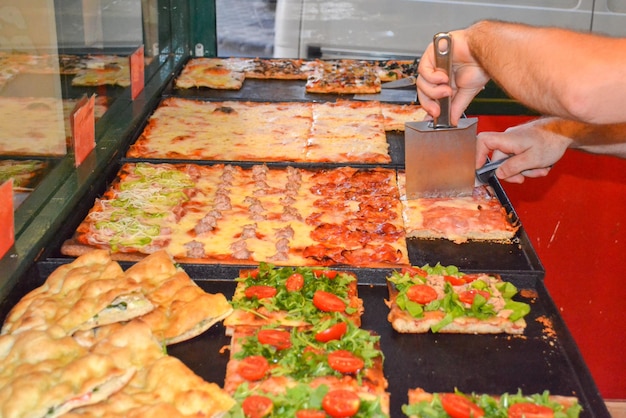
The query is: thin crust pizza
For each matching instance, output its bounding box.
[386,265,530,334]
[227,382,389,418]
[125,97,424,163]
[224,321,388,401]
[398,173,519,244]
[403,387,581,418]
[223,264,364,333]
[62,163,409,267]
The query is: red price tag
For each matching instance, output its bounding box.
[130,45,145,100]
[0,180,14,258]
[70,95,96,167]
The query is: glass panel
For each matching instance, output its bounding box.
[216,0,276,57]
[0,0,156,215]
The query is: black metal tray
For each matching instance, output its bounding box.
[167,275,610,418]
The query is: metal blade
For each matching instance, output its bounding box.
[381,76,416,89]
[405,118,478,198]
[352,89,416,102]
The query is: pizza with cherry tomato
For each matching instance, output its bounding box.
[225,382,388,418]
[386,265,531,334]
[223,264,364,333]
[403,387,581,418]
[223,321,388,402]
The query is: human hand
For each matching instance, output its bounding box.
[416,30,490,126]
[476,118,573,183]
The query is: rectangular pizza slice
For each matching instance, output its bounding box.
[398,172,520,244]
[224,320,387,398]
[223,264,363,333]
[403,387,581,418]
[386,265,531,334]
[227,381,389,418]
[305,59,381,94]
[62,163,410,268]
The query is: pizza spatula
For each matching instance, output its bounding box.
[404,32,478,199]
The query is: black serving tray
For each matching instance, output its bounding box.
[165,275,611,418]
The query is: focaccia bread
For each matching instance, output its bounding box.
[122,250,233,345]
[1,250,153,336]
[65,320,235,418]
[0,327,136,418]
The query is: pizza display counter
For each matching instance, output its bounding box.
[0,2,613,417]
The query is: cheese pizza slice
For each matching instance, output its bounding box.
[223,264,363,334]
[403,387,581,418]
[386,265,531,334]
[1,250,153,336]
[398,173,519,244]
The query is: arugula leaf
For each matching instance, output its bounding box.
[402,389,582,418]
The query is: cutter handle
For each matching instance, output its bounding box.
[433,32,453,128]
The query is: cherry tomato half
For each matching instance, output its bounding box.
[242,395,273,418]
[296,409,328,418]
[440,393,485,418]
[327,350,365,374]
[507,402,555,418]
[240,268,260,279]
[285,273,305,292]
[322,389,361,418]
[313,290,346,312]
[406,284,438,305]
[444,275,466,286]
[458,289,491,305]
[257,329,292,350]
[314,269,339,279]
[315,321,348,343]
[237,355,269,381]
[244,285,277,300]
[401,266,428,278]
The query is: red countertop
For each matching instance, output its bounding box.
[476,115,626,400]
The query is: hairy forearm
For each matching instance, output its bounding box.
[541,118,626,157]
[465,20,626,124]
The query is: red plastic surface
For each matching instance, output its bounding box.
[476,115,626,399]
